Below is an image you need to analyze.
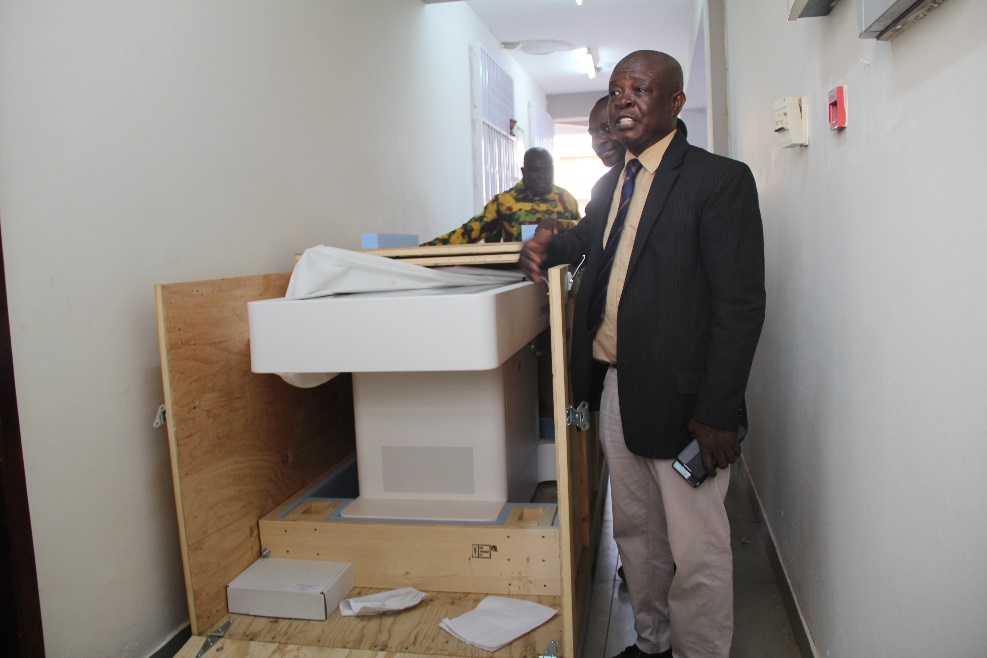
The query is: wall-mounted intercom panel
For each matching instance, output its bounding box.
[774,96,808,148]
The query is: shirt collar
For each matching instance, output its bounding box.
[514,179,558,202]
[626,128,677,175]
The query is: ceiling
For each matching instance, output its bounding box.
[464,0,706,105]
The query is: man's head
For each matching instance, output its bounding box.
[588,96,626,168]
[521,147,555,197]
[608,50,686,156]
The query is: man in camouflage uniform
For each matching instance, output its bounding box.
[422,147,580,245]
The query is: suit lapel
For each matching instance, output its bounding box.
[626,133,688,280]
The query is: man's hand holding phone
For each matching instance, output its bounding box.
[673,419,746,487]
[688,419,741,477]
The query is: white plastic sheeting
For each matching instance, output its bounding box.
[275,245,524,387]
[285,245,523,299]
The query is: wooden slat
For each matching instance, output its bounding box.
[547,265,579,658]
[259,516,561,596]
[156,274,356,635]
[365,243,523,259]
[377,253,520,267]
[295,243,523,266]
[365,242,522,267]
[174,638,443,658]
[177,590,562,658]
[544,265,607,658]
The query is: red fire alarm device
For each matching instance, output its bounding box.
[828,86,847,130]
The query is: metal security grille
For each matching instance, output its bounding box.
[528,102,555,154]
[478,47,517,205]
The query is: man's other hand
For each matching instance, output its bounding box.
[519,227,552,282]
[687,419,741,478]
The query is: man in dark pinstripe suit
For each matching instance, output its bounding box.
[521,51,765,658]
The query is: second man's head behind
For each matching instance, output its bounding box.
[589,96,626,168]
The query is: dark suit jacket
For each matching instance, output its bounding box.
[545,132,765,459]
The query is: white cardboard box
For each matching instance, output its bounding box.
[227,557,354,620]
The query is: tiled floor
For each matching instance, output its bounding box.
[580,465,803,658]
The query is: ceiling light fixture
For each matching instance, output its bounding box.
[576,0,583,5]
[501,39,576,55]
[578,48,598,79]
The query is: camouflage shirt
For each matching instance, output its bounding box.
[422,181,580,246]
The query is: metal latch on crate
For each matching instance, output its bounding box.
[196,618,233,657]
[566,401,589,431]
[566,255,587,293]
[539,639,558,657]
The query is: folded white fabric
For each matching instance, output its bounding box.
[439,596,557,652]
[285,245,524,299]
[338,587,428,617]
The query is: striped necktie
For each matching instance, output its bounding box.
[587,158,643,336]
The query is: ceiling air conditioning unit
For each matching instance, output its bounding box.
[859,0,949,40]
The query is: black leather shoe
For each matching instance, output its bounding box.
[611,645,673,658]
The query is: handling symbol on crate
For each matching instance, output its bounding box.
[472,544,498,559]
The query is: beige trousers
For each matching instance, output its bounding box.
[600,367,733,657]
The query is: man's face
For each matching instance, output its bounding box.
[608,56,685,156]
[588,102,625,168]
[522,153,554,197]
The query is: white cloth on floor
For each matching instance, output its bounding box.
[439,596,557,652]
[285,245,524,299]
[338,587,427,616]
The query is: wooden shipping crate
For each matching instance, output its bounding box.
[156,249,606,658]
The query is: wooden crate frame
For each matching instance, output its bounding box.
[157,259,606,658]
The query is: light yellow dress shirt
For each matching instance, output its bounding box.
[592,129,677,364]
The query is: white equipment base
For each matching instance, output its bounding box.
[341,345,539,522]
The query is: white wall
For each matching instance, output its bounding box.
[724,0,987,655]
[547,91,607,124]
[679,108,709,151]
[0,2,545,655]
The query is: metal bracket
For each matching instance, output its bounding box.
[539,639,558,657]
[566,255,586,293]
[566,401,590,431]
[196,618,233,657]
[152,404,167,429]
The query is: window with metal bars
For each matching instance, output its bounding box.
[476,47,518,205]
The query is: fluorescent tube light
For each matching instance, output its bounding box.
[578,48,597,79]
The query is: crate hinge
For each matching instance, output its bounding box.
[196,618,233,657]
[566,401,589,431]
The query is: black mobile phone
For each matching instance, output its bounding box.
[672,422,748,488]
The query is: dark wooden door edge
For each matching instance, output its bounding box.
[0,220,46,657]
